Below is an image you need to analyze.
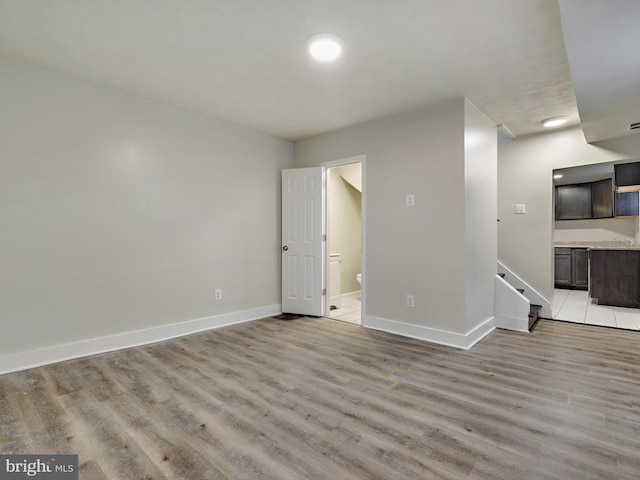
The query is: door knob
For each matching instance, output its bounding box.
[282,245,289,251]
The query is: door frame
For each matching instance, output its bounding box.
[322,155,367,324]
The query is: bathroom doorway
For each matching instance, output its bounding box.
[324,157,364,325]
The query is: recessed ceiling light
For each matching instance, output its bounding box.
[307,33,344,62]
[553,174,563,179]
[542,116,569,128]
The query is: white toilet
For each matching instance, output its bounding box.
[356,273,361,285]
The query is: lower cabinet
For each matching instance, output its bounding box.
[590,249,640,308]
[572,248,589,288]
[554,248,572,287]
[554,247,588,289]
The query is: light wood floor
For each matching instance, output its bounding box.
[1,318,639,479]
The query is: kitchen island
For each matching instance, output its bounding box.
[589,247,640,308]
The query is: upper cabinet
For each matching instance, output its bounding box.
[614,162,640,188]
[615,191,640,216]
[554,162,640,219]
[591,178,614,218]
[555,183,592,220]
[555,178,613,220]
[613,162,640,216]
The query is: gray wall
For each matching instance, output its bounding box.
[463,99,498,332]
[0,58,293,358]
[498,125,640,301]
[295,98,496,342]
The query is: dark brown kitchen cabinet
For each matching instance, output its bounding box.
[614,162,640,187]
[615,191,639,217]
[591,178,614,218]
[555,179,614,220]
[590,249,640,308]
[572,248,589,287]
[554,248,572,286]
[554,247,588,290]
[555,184,592,220]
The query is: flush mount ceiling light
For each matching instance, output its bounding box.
[307,33,344,62]
[542,116,569,128]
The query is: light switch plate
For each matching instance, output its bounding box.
[515,204,526,214]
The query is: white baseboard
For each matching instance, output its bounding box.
[0,304,281,376]
[363,315,495,350]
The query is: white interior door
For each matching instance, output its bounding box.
[281,167,325,316]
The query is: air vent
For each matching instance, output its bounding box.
[630,122,640,131]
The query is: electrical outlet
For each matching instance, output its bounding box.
[406,295,414,308]
[515,204,526,214]
[406,194,415,206]
[215,289,222,300]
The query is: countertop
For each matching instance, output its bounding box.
[555,241,638,250]
[588,246,640,251]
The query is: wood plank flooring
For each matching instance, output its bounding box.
[1,318,639,479]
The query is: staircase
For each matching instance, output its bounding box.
[495,271,543,333]
[504,275,543,330]
[528,304,542,330]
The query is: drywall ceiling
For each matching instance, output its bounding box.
[559,0,640,143]
[0,0,579,141]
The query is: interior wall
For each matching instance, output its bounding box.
[328,164,361,294]
[295,99,469,337]
[336,162,362,192]
[0,57,293,358]
[498,125,636,301]
[463,99,497,332]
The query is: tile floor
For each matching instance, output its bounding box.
[552,288,640,331]
[328,294,361,325]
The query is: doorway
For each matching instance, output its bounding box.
[325,157,365,325]
[551,164,640,330]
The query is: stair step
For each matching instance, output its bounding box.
[528,304,542,331]
[517,288,525,294]
[498,273,506,278]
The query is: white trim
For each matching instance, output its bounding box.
[363,315,495,350]
[321,154,366,168]
[322,154,367,324]
[0,304,281,376]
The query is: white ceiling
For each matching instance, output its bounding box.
[0,0,610,142]
[559,0,640,144]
